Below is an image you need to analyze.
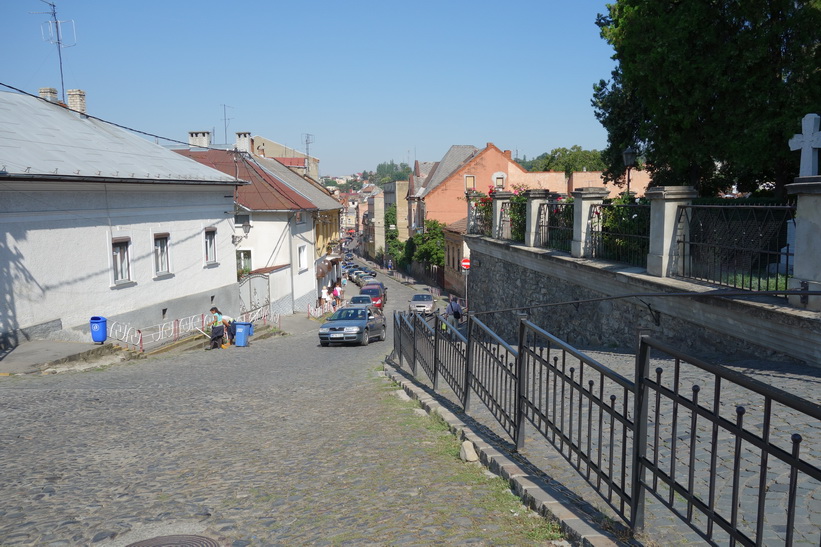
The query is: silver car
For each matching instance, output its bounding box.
[408,293,437,315]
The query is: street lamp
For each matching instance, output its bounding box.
[622,146,637,198]
[232,220,251,245]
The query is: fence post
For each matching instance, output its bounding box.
[630,331,651,533]
[514,315,528,451]
[463,314,473,413]
[645,186,698,277]
[571,187,609,258]
[525,189,549,247]
[411,314,418,377]
[492,190,513,239]
[432,313,440,391]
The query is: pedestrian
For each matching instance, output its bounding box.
[208,306,227,349]
[444,296,463,337]
[321,286,330,309]
[332,282,342,307]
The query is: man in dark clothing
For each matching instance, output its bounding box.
[444,296,463,335]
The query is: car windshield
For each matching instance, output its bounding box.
[411,294,432,302]
[329,308,367,321]
[351,296,371,303]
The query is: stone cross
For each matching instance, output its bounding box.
[788,113,821,176]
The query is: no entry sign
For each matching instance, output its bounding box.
[461,258,471,270]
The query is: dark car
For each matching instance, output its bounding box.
[318,305,386,346]
[358,285,385,309]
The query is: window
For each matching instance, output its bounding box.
[295,211,305,225]
[154,234,170,275]
[495,175,505,188]
[465,175,476,191]
[112,238,131,283]
[298,245,307,270]
[236,250,251,280]
[234,213,250,227]
[204,229,217,263]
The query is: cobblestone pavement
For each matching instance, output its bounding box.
[0,273,579,547]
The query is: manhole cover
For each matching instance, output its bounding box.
[126,536,220,547]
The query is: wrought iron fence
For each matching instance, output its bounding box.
[676,205,796,294]
[537,200,574,252]
[392,310,821,545]
[589,203,651,267]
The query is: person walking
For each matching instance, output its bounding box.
[444,296,463,337]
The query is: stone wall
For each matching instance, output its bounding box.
[465,235,821,366]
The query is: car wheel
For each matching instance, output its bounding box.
[320,341,329,347]
[379,326,387,341]
[361,329,369,346]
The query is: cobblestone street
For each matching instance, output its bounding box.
[0,276,575,547]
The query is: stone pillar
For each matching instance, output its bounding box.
[571,187,609,258]
[524,189,549,247]
[645,186,698,277]
[492,191,512,239]
[786,177,821,310]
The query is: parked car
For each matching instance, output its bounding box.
[408,293,437,315]
[348,295,374,306]
[355,273,376,287]
[358,284,385,309]
[318,305,386,346]
[362,280,388,302]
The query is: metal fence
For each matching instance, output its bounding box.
[392,310,821,545]
[589,203,651,267]
[537,200,574,252]
[676,205,796,294]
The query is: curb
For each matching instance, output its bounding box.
[382,361,627,547]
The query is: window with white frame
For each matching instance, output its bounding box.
[112,238,131,283]
[298,244,307,271]
[204,228,217,263]
[154,233,170,275]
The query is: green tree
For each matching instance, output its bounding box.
[384,204,405,266]
[524,146,607,176]
[593,0,821,197]
[411,220,444,266]
[373,160,412,187]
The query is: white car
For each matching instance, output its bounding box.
[408,293,437,315]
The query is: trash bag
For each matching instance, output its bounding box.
[210,324,225,349]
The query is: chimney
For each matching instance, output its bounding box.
[504,150,512,159]
[235,132,251,153]
[67,89,86,114]
[39,87,58,103]
[188,131,211,148]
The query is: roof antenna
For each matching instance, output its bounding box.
[34,1,76,103]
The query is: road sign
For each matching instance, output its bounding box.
[461,258,471,270]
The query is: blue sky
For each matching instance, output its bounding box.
[2,0,617,177]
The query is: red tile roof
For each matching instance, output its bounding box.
[174,149,315,211]
[275,157,306,167]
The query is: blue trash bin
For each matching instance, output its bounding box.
[235,322,252,347]
[90,316,107,343]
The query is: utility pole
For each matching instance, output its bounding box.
[221,104,233,145]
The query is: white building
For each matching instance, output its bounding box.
[0,89,245,348]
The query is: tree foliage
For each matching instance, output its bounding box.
[593,0,821,197]
[410,220,444,266]
[517,146,606,176]
[384,204,406,266]
[372,160,411,187]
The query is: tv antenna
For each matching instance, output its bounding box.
[303,133,314,174]
[33,1,76,103]
[221,104,233,144]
